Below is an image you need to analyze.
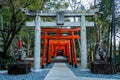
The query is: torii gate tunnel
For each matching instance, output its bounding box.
[21,8,98,72]
[41,28,80,68]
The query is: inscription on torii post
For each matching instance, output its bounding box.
[56,10,64,25]
[21,8,98,71]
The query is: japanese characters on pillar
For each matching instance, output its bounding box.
[34,15,41,72]
[80,14,87,69]
[56,10,64,25]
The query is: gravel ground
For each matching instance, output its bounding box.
[43,63,54,69]
[0,70,49,80]
[67,63,120,79]
[2,62,120,80]
[0,63,54,80]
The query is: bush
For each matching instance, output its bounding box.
[0,56,14,70]
[116,54,120,72]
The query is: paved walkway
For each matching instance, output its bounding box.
[44,63,76,80]
[44,63,118,80]
[44,56,119,80]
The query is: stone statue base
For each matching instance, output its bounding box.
[90,62,114,74]
[8,62,31,75]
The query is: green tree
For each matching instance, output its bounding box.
[0,0,48,58]
[97,0,120,63]
[97,0,112,50]
[45,0,69,10]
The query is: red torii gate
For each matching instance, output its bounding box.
[41,28,80,68]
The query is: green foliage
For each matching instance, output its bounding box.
[0,0,30,58]
[75,39,80,58]
[27,0,49,10]
[0,56,14,69]
[0,0,48,69]
[0,0,48,53]
[116,54,120,72]
[94,0,112,53]
[97,0,120,57]
[45,0,69,10]
[99,0,112,20]
[116,15,120,30]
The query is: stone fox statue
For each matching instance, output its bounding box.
[95,42,107,63]
[14,49,26,62]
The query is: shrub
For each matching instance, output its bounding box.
[116,54,120,72]
[0,56,14,70]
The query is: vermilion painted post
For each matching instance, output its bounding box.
[48,41,52,64]
[41,32,47,68]
[51,44,53,57]
[66,44,69,62]
[65,45,68,57]
[63,46,66,56]
[68,42,72,64]
[54,46,56,57]
[72,32,77,68]
[53,45,56,57]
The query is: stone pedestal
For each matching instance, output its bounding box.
[91,62,114,74]
[8,62,31,75]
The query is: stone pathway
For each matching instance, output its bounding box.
[44,56,119,80]
[44,63,118,80]
[44,63,76,80]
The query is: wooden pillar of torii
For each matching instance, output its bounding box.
[21,8,98,71]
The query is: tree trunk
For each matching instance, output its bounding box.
[1,32,16,58]
[95,13,100,42]
[94,0,99,42]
